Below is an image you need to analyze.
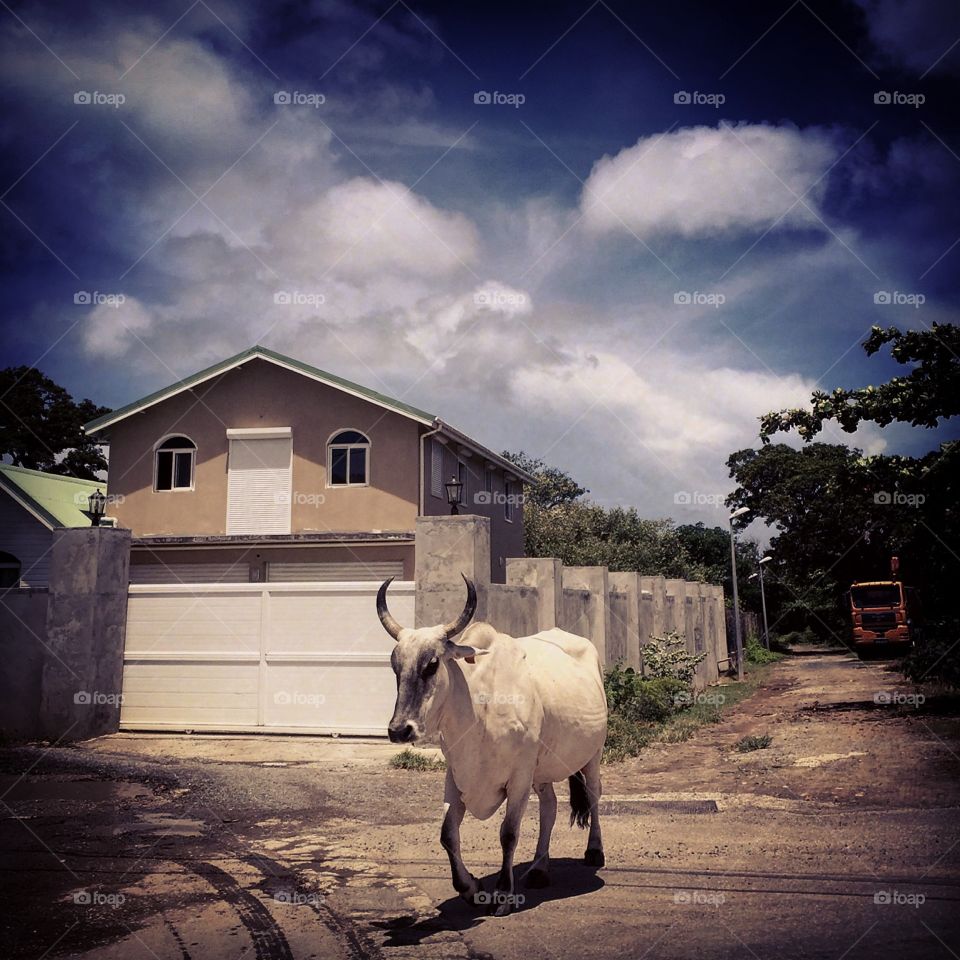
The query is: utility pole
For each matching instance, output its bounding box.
[729,507,750,681]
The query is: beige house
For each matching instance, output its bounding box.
[84,346,531,584]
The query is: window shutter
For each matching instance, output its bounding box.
[226,436,292,534]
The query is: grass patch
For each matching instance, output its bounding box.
[745,634,786,665]
[603,662,779,763]
[389,748,446,771]
[735,733,772,753]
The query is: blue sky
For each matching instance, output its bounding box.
[1,0,958,528]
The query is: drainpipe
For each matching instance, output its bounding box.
[419,420,444,515]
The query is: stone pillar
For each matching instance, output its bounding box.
[39,527,131,742]
[639,575,666,673]
[608,571,641,669]
[561,566,610,665]
[415,515,492,628]
[664,579,686,635]
[506,557,562,630]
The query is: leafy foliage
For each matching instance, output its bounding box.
[735,733,772,753]
[604,666,687,723]
[760,324,960,440]
[501,450,587,508]
[389,748,445,771]
[0,367,109,479]
[642,632,706,684]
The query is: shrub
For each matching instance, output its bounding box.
[604,665,688,723]
[745,633,785,664]
[735,733,772,753]
[642,632,706,683]
[902,621,960,688]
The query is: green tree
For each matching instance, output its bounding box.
[760,324,960,441]
[502,450,587,508]
[0,367,108,479]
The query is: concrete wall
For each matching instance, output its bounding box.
[415,515,729,683]
[0,492,55,587]
[0,528,132,742]
[0,588,49,738]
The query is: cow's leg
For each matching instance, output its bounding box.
[522,781,556,888]
[491,777,532,916]
[440,770,481,903]
[582,748,605,867]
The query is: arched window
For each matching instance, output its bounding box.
[0,551,21,589]
[327,430,369,486]
[154,436,196,491]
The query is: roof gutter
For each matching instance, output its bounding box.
[431,419,535,484]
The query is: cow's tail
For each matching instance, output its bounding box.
[568,771,590,829]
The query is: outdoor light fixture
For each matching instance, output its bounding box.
[88,488,107,527]
[727,507,750,680]
[444,476,463,515]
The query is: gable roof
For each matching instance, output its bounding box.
[83,345,436,435]
[0,464,103,529]
[83,345,533,482]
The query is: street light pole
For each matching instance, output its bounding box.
[758,555,772,650]
[728,507,750,681]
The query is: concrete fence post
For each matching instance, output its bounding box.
[506,557,562,630]
[561,566,610,666]
[608,571,641,669]
[415,514,492,628]
[39,527,131,742]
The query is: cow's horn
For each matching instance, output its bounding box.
[441,574,477,640]
[377,577,404,641]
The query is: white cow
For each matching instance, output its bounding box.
[378,574,608,916]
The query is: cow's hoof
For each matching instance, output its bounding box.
[524,868,550,888]
[460,876,482,905]
[584,848,605,867]
[488,898,513,918]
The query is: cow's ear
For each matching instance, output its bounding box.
[445,642,491,664]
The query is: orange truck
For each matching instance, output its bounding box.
[847,558,920,657]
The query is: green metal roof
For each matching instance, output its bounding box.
[0,464,103,529]
[83,345,436,435]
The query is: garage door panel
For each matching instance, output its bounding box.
[121,662,259,726]
[121,582,413,734]
[264,661,396,732]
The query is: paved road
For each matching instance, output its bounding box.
[1,649,958,959]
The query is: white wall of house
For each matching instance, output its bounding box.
[0,493,53,586]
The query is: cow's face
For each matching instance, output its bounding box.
[387,627,482,742]
[377,575,482,744]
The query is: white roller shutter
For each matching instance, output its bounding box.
[130,562,250,584]
[226,430,292,535]
[267,560,404,582]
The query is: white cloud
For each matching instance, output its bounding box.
[83,297,156,358]
[853,0,960,75]
[581,123,838,239]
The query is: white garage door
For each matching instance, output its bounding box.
[120,581,413,735]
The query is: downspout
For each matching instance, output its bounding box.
[418,420,444,515]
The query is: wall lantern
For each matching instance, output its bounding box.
[88,489,107,526]
[444,476,463,515]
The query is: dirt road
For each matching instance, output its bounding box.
[2,649,958,959]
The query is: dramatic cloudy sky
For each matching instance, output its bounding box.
[2,0,958,529]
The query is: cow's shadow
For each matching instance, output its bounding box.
[372,857,604,946]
